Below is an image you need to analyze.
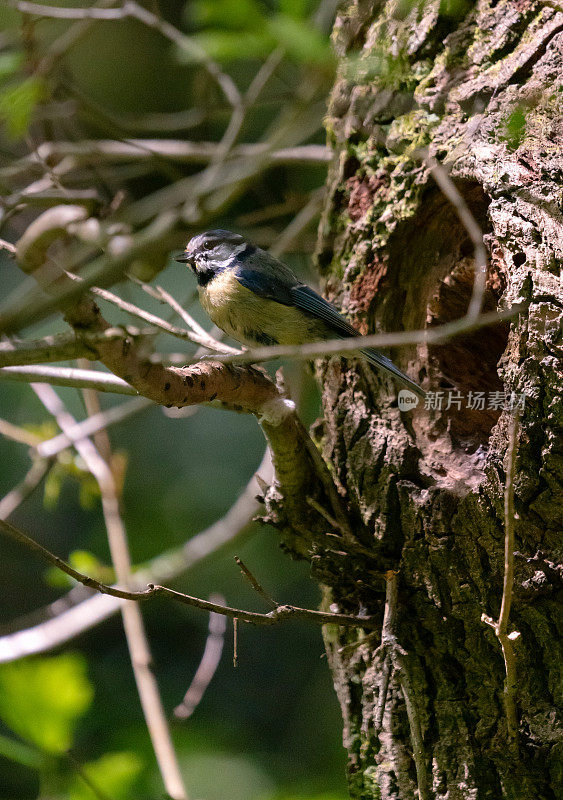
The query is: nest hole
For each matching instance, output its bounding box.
[427,257,510,452]
[379,182,511,480]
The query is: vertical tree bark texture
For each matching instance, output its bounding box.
[312,2,562,798]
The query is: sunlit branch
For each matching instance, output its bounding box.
[174,595,227,719]
[29,382,189,800]
[36,396,154,459]
[2,142,331,182]
[0,448,272,661]
[0,365,138,395]
[0,327,154,368]
[0,515,379,631]
[195,304,524,367]
[132,281,240,355]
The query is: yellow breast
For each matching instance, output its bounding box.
[198,271,326,347]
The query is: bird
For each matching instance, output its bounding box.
[175,229,425,398]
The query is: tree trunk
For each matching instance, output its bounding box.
[312,2,562,798]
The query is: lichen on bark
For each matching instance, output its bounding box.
[313,1,562,798]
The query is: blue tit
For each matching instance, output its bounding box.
[175,229,424,397]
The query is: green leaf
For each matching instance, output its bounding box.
[279,0,314,19]
[190,0,265,29]
[45,550,109,589]
[186,30,275,62]
[0,76,45,139]
[0,51,23,83]
[69,752,143,800]
[267,15,333,65]
[0,655,93,754]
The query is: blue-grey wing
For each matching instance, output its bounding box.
[290,284,358,338]
[234,249,425,397]
[293,285,425,395]
[234,250,297,306]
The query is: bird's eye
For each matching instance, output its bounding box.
[203,241,213,251]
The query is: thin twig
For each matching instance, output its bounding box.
[0,449,273,661]
[194,304,524,367]
[71,277,231,352]
[36,396,153,459]
[482,412,520,756]
[3,142,331,182]
[0,238,17,255]
[28,383,188,800]
[174,594,227,719]
[0,516,379,631]
[422,153,488,320]
[0,458,53,520]
[234,557,277,608]
[0,326,155,368]
[140,283,240,355]
[0,418,42,446]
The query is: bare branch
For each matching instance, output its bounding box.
[0,365,138,395]
[0,515,378,631]
[3,141,330,182]
[136,282,240,355]
[0,458,53,520]
[0,448,272,661]
[36,396,154,459]
[0,326,159,368]
[0,333,90,367]
[29,382,189,800]
[0,418,42,447]
[193,304,524,367]
[0,238,17,255]
[174,595,227,719]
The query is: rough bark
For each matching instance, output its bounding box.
[309,2,562,798]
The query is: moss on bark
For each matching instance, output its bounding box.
[311,1,562,797]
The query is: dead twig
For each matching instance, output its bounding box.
[0,449,273,661]
[0,515,379,632]
[234,557,277,608]
[29,383,189,800]
[482,413,520,756]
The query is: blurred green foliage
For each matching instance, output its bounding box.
[0,655,93,755]
[0,0,348,796]
[187,0,332,66]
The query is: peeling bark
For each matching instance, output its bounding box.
[312,2,562,798]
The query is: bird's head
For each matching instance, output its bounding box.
[175,229,253,285]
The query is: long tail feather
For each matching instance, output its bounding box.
[361,348,426,398]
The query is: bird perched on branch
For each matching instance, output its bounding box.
[176,229,424,397]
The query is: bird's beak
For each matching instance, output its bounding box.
[174,251,193,265]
